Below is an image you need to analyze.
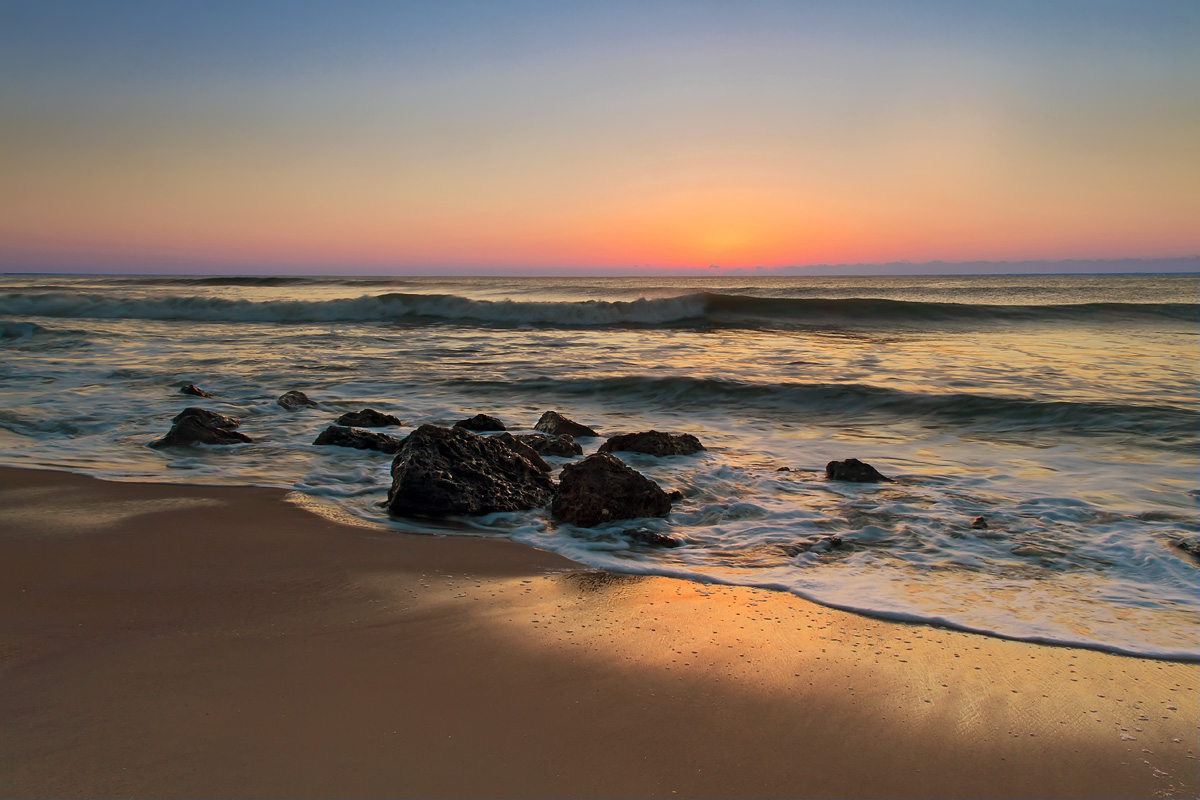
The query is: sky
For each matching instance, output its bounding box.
[1,0,1197,275]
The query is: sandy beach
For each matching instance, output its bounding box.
[0,466,1195,798]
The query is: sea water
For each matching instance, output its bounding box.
[0,273,1196,659]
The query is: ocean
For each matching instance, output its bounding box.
[1,273,1196,659]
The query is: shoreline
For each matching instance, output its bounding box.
[1,465,1196,798]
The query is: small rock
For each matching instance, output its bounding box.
[150,407,251,448]
[599,430,705,457]
[552,452,671,527]
[278,390,318,411]
[512,432,583,457]
[534,410,599,438]
[776,466,791,472]
[492,432,550,472]
[180,383,212,398]
[336,409,403,427]
[623,527,685,548]
[825,458,891,483]
[782,535,846,557]
[971,516,989,529]
[313,425,402,454]
[1174,537,1199,562]
[453,413,506,432]
[667,489,684,503]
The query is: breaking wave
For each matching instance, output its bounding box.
[0,291,1192,328]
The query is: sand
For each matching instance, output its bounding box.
[0,466,1195,798]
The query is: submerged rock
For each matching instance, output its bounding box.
[313,425,402,454]
[512,432,583,457]
[386,424,554,517]
[623,526,685,548]
[492,432,550,472]
[552,452,671,527]
[1173,537,1199,562]
[971,516,989,530]
[453,413,506,432]
[782,535,845,557]
[150,407,251,448]
[179,383,212,398]
[599,430,705,457]
[534,410,599,438]
[336,408,403,428]
[278,390,319,411]
[825,458,891,483]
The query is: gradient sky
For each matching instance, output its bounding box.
[1,0,1197,274]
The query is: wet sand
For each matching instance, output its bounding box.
[0,466,1195,798]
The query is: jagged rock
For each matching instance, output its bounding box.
[667,489,684,503]
[453,413,506,432]
[386,424,553,517]
[492,432,550,472]
[278,390,318,411]
[825,458,891,483]
[150,407,251,448]
[623,526,685,548]
[512,432,583,457]
[313,425,402,454]
[599,430,705,457]
[180,383,212,398]
[534,410,599,438]
[971,516,989,529]
[171,407,241,429]
[551,452,671,527]
[336,408,403,428]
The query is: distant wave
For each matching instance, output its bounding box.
[0,290,1192,327]
[443,375,1199,443]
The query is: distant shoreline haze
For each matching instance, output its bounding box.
[1,256,1197,278]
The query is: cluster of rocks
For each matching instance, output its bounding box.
[151,384,916,548]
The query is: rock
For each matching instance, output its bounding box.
[782,535,844,557]
[180,383,212,398]
[534,410,599,438]
[336,408,403,428]
[278,390,318,411]
[512,433,583,457]
[150,407,251,448]
[551,452,671,527]
[386,424,553,517]
[825,458,891,483]
[313,425,402,454]
[667,489,684,503]
[453,413,506,432]
[971,516,989,529]
[623,526,685,548]
[599,430,705,457]
[1173,537,1199,562]
[171,407,241,429]
[492,432,550,472]
[776,466,791,472]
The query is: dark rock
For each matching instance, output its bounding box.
[336,408,403,428]
[513,433,583,457]
[551,452,671,527]
[825,458,891,483]
[313,425,402,454]
[453,413,506,432]
[623,526,685,548]
[1173,537,1199,561]
[150,407,251,448]
[171,407,241,429]
[776,466,791,472]
[180,383,212,398]
[386,424,554,517]
[492,432,550,472]
[971,516,989,529]
[278,390,319,411]
[599,430,705,457]
[667,489,684,503]
[782,535,845,557]
[534,410,599,438]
